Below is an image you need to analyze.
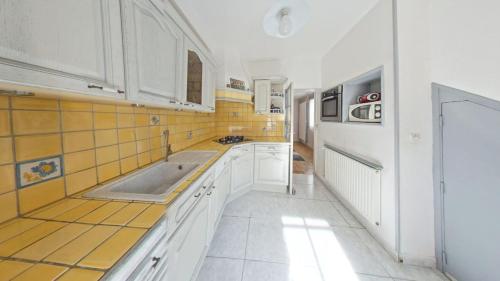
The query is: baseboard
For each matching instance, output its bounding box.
[252,184,287,193]
[398,254,437,268]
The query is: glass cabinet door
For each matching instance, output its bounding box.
[186,50,203,104]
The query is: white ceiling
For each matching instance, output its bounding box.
[174,0,379,62]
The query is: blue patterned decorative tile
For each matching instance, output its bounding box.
[150,114,160,125]
[16,156,63,189]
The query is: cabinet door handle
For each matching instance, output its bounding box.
[194,193,201,198]
[152,257,161,268]
[88,84,103,90]
[212,185,216,189]
[88,84,123,94]
[207,191,212,196]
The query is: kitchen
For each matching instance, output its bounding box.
[0,0,499,281]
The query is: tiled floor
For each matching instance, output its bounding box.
[293,142,314,175]
[196,174,449,281]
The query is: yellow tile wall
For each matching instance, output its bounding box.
[0,96,284,223]
[0,96,216,221]
[215,101,285,137]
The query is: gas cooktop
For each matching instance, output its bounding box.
[215,136,251,145]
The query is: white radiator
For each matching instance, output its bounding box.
[324,146,382,226]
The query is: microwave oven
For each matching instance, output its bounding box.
[348,101,382,123]
[321,85,343,122]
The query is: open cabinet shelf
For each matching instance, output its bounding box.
[342,67,383,125]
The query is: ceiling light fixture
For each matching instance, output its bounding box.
[263,0,311,39]
[278,8,292,37]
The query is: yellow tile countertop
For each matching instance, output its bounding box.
[0,137,288,281]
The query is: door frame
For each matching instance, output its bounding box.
[432,83,500,273]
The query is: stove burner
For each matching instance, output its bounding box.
[216,136,249,145]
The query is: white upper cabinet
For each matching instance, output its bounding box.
[254,80,271,113]
[0,0,125,97]
[121,0,184,103]
[203,62,216,111]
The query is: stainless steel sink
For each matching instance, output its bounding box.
[84,150,218,202]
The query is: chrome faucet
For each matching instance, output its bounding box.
[163,130,173,161]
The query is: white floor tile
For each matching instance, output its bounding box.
[198,175,448,281]
[207,216,249,259]
[196,257,244,281]
[246,217,318,266]
[353,229,448,281]
[330,201,364,228]
[289,183,331,201]
[242,260,323,281]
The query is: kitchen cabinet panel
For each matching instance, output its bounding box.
[0,0,125,97]
[254,80,271,113]
[122,0,184,103]
[230,146,254,194]
[254,149,289,187]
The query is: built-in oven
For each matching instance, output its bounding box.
[321,85,343,122]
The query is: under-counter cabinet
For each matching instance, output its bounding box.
[254,144,290,192]
[121,0,184,103]
[208,162,231,240]
[230,145,255,196]
[167,195,210,281]
[0,0,125,97]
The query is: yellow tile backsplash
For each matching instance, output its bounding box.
[64,149,95,174]
[15,134,61,162]
[0,96,284,225]
[18,178,65,214]
[94,129,118,147]
[215,100,285,137]
[0,110,10,136]
[12,110,60,135]
[0,164,15,194]
[0,192,18,223]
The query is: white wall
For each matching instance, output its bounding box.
[318,0,397,254]
[430,0,500,102]
[283,57,322,90]
[396,0,500,266]
[396,0,435,266]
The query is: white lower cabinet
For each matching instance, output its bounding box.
[167,196,209,281]
[161,143,289,281]
[207,164,230,241]
[230,146,254,195]
[254,144,290,192]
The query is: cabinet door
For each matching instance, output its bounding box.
[206,189,216,242]
[203,62,216,111]
[254,80,271,113]
[182,38,206,106]
[254,151,289,186]
[168,198,209,281]
[122,0,183,103]
[231,150,254,193]
[0,0,124,97]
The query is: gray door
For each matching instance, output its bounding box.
[441,100,500,280]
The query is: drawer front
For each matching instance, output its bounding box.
[255,144,289,153]
[129,236,168,281]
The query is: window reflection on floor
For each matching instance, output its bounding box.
[282,216,359,281]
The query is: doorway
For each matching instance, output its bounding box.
[433,84,500,281]
[293,92,315,174]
